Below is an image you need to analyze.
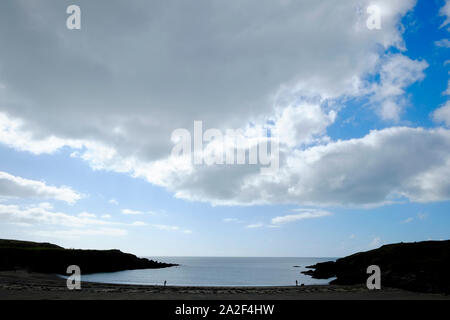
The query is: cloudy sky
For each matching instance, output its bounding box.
[1,0,450,257]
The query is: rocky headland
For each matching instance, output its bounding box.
[302,240,450,294]
[0,239,177,274]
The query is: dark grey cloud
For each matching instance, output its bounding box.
[3,0,442,208]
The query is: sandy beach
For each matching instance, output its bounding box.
[0,270,448,300]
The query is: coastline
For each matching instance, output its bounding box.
[1,270,448,300]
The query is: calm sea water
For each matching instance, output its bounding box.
[80,257,336,287]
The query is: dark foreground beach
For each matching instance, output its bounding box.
[0,270,448,300]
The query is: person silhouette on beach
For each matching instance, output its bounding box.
[296,280,298,286]
[164,280,167,287]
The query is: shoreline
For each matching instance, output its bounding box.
[1,270,449,300]
[58,273,333,288]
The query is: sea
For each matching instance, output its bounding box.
[79,257,336,287]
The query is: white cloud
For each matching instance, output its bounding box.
[0,0,417,153]
[35,228,127,238]
[101,214,112,219]
[167,127,450,207]
[0,1,415,142]
[401,217,414,224]
[444,80,450,96]
[435,39,450,48]
[223,218,242,223]
[369,237,382,248]
[0,171,82,204]
[151,224,191,234]
[440,0,450,29]
[0,0,436,211]
[271,209,332,225]
[78,212,97,218]
[0,204,114,228]
[130,221,147,226]
[1,54,430,209]
[152,224,178,231]
[369,54,428,121]
[121,209,143,215]
[272,104,336,147]
[38,202,53,210]
[417,212,428,220]
[401,212,428,224]
[246,223,264,229]
[0,203,160,238]
[0,113,84,155]
[432,101,450,127]
[109,198,119,205]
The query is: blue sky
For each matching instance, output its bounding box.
[0,0,450,257]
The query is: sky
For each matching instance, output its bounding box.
[0,0,450,257]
